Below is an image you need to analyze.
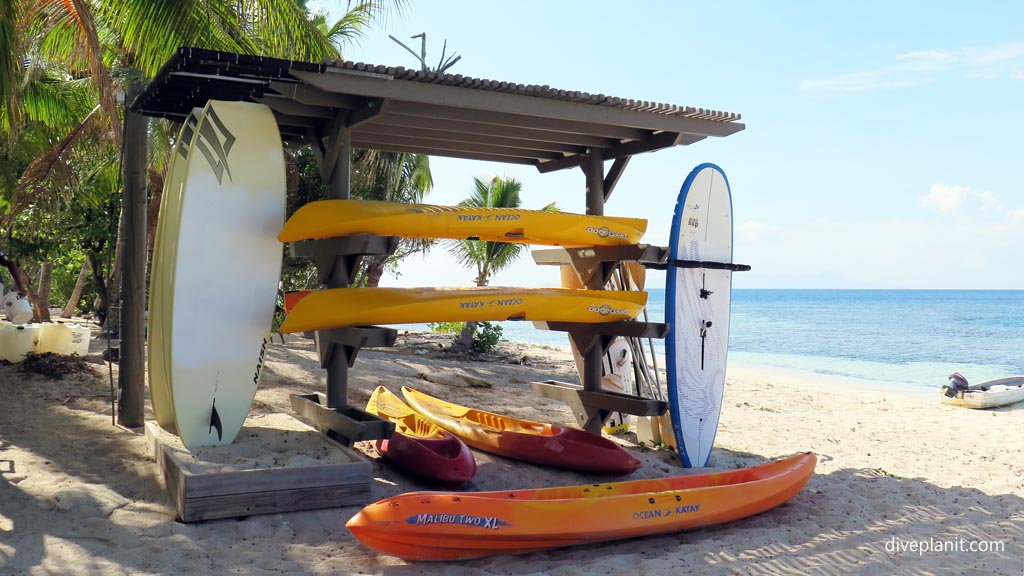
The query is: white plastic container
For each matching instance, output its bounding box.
[37,322,73,355]
[67,324,91,356]
[0,321,13,360]
[3,292,33,324]
[6,324,40,363]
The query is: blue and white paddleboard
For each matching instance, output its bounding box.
[665,164,734,468]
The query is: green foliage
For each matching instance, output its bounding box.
[428,321,464,334]
[1,0,408,320]
[447,176,557,286]
[452,321,503,353]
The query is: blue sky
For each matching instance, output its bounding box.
[311,1,1023,289]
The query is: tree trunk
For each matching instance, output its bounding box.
[87,250,109,328]
[103,200,125,334]
[455,274,487,352]
[363,254,387,287]
[16,266,44,323]
[118,82,147,428]
[61,259,91,318]
[457,320,476,352]
[35,261,52,322]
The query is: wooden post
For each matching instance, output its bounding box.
[581,149,605,433]
[324,126,351,409]
[118,83,147,428]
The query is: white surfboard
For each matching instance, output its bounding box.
[149,109,200,431]
[665,164,734,468]
[168,100,285,448]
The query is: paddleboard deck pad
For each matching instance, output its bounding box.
[168,100,285,448]
[279,287,647,334]
[666,163,737,468]
[279,199,647,247]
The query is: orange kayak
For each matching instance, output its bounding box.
[364,386,476,484]
[401,387,641,475]
[346,451,816,561]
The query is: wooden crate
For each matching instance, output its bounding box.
[144,413,371,522]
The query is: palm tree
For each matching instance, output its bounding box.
[448,175,557,350]
[0,0,406,322]
[351,150,433,286]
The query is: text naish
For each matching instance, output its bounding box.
[407,514,510,530]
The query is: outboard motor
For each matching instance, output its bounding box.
[942,372,970,398]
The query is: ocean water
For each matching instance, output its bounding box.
[398,290,1024,392]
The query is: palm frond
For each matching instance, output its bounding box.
[0,0,23,137]
[448,175,530,286]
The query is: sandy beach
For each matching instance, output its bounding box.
[1,330,1022,575]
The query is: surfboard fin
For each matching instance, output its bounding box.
[209,401,223,441]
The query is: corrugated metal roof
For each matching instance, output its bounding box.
[326,59,741,122]
[133,47,744,173]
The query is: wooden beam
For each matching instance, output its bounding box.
[268,80,364,109]
[269,111,321,130]
[536,153,589,174]
[603,157,631,202]
[351,132,564,161]
[349,140,540,167]
[292,69,745,137]
[319,112,352,183]
[347,98,387,127]
[373,113,618,148]
[604,132,707,160]
[382,101,649,140]
[357,122,588,154]
[255,94,336,118]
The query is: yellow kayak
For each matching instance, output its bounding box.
[365,386,476,484]
[279,287,648,333]
[278,199,647,247]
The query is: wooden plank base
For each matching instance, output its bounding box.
[144,413,371,522]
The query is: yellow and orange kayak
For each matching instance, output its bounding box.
[279,199,647,247]
[401,386,641,475]
[365,386,476,484]
[346,451,816,561]
[278,287,648,334]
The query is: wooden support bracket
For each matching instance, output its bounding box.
[532,244,669,286]
[290,393,395,446]
[531,380,668,430]
[533,320,669,356]
[290,234,399,286]
[315,326,398,369]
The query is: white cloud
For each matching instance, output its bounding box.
[920,184,1019,219]
[800,41,1024,92]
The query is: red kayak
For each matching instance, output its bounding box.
[402,386,641,475]
[365,386,476,484]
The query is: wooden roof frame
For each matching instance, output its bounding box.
[133,47,744,179]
